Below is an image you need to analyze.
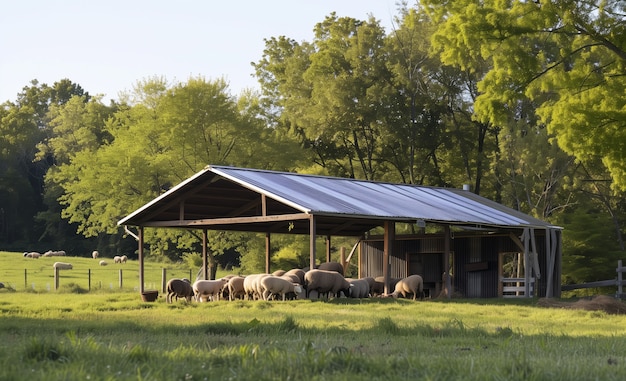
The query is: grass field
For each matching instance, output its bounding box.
[1,252,626,380]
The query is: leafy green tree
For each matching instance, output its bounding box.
[423,0,626,191]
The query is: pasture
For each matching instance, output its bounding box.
[1,252,626,380]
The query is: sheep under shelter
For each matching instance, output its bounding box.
[118,165,563,299]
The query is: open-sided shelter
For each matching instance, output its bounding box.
[118,165,563,298]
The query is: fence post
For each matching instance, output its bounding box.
[618,260,623,298]
[54,267,59,290]
[161,268,167,293]
[119,269,123,289]
[88,269,91,291]
[24,269,27,290]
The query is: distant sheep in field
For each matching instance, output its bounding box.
[304,269,352,299]
[114,256,122,263]
[227,276,246,301]
[193,279,228,302]
[23,252,41,259]
[166,278,194,303]
[243,273,269,300]
[53,262,73,270]
[43,250,66,257]
[318,261,344,275]
[261,276,303,301]
[99,260,108,266]
[391,275,424,301]
[92,250,99,259]
[120,255,128,263]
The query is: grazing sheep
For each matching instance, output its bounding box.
[99,260,108,266]
[166,278,194,303]
[392,274,424,301]
[120,255,128,263]
[272,269,286,277]
[23,252,41,259]
[92,250,99,259]
[52,262,73,270]
[193,279,228,302]
[318,261,344,275]
[261,276,303,301]
[283,268,306,285]
[372,276,402,296]
[114,256,122,263]
[304,269,352,299]
[348,278,370,298]
[227,276,246,301]
[243,273,269,300]
[43,250,66,257]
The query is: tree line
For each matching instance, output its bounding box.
[1,2,625,284]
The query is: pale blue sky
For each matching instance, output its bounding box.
[1,1,399,103]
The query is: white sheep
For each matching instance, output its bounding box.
[23,252,41,259]
[92,250,99,259]
[44,250,66,257]
[193,279,228,302]
[53,262,73,270]
[99,260,108,266]
[243,273,269,300]
[120,255,128,263]
[283,268,306,285]
[304,269,352,299]
[227,276,246,301]
[391,274,424,301]
[114,256,122,263]
[166,278,194,303]
[261,276,304,301]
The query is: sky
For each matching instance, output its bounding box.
[1,1,400,104]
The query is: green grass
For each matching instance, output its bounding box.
[1,252,626,380]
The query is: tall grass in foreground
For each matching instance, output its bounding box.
[0,291,625,380]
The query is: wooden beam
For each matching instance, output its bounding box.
[265,233,271,274]
[202,229,208,280]
[143,213,310,227]
[139,227,144,294]
[383,221,394,295]
[325,235,331,263]
[444,225,451,299]
[227,198,261,217]
[310,215,316,271]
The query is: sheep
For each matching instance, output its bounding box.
[193,278,228,302]
[261,276,303,301]
[23,252,41,259]
[99,260,108,266]
[304,269,352,299]
[283,268,306,285]
[391,274,424,301]
[243,273,269,300]
[114,256,122,263]
[227,276,246,301]
[347,278,370,298]
[272,269,286,277]
[53,262,73,270]
[166,278,194,303]
[372,276,402,296]
[92,250,99,259]
[120,255,128,263]
[43,250,66,257]
[318,261,344,275]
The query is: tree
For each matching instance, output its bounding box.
[423,0,626,191]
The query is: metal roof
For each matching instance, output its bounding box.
[118,165,560,236]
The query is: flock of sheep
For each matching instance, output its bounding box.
[22,250,128,271]
[166,261,425,303]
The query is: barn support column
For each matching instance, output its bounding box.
[444,225,451,299]
[138,227,144,294]
[309,215,317,270]
[202,229,208,281]
[383,221,395,295]
[326,235,331,263]
[265,233,271,274]
[523,228,531,297]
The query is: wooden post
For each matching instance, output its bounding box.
[340,247,347,276]
[265,232,271,274]
[139,227,145,294]
[202,229,208,281]
[88,269,91,291]
[119,269,123,289]
[54,267,59,290]
[618,260,623,297]
[444,225,451,299]
[383,221,394,295]
[326,235,331,263]
[309,215,316,271]
[161,268,166,293]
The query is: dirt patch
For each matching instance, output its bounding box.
[537,295,626,315]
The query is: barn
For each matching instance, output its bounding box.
[118,165,563,298]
